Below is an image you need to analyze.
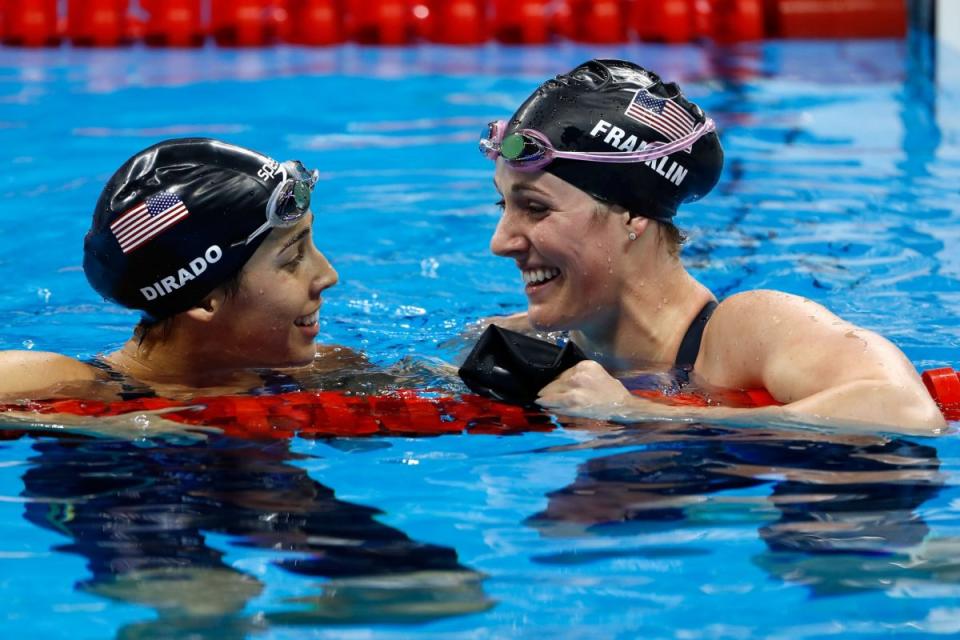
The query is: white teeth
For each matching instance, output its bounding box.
[522,267,560,285]
[294,312,318,327]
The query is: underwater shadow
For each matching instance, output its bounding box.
[18,431,492,638]
[526,421,950,597]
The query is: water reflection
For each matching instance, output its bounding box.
[20,432,490,638]
[528,422,948,596]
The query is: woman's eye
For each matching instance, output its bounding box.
[525,201,549,215]
[285,249,305,271]
[497,197,550,217]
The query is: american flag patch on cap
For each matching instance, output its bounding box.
[624,89,696,152]
[110,192,190,254]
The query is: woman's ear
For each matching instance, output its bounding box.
[183,289,224,323]
[626,215,650,240]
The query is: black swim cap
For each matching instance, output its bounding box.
[505,59,723,221]
[84,138,299,320]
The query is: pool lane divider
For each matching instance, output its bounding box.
[0,0,906,48]
[923,368,960,421]
[1,368,956,441]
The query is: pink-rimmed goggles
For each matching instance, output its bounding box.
[479,118,716,172]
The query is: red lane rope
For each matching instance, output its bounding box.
[3,367,955,440]
[0,1,906,48]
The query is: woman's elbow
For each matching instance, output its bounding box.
[905,398,949,434]
[870,383,948,435]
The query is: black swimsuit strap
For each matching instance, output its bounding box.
[251,370,304,395]
[674,300,718,370]
[87,358,304,399]
[86,357,158,400]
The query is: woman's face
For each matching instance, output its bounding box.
[490,162,631,332]
[212,214,338,368]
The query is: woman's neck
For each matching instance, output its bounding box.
[106,330,262,393]
[572,261,713,371]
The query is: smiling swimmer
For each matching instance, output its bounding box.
[0,138,347,398]
[480,59,945,434]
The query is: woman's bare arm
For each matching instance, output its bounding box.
[696,291,944,430]
[0,351,99,397]
[537,291,947,435]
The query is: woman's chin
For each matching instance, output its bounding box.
[289,354,317,369]
[269,350,317,370]
[527,306,572,333]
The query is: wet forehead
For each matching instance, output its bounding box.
[266,213,314,249]
[494,162,592,204]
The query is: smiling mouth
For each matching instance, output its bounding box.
[294,311,319,327]
[522,267,560,286]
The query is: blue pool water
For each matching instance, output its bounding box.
[1,40,960,638]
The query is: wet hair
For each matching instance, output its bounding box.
[505,59,724,222]
[594,199,686,257]
[659,221,687,257]
[133,268,245,344]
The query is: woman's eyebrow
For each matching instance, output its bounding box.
[511,182,550,197]
[279,228,310,253]
[494,178,549,198]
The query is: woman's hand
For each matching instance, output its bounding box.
[537,360,641,420]
[1,406,221,442]
[537,361,725,423]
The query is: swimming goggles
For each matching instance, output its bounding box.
[479,118,716,171]
[235,159,319,246]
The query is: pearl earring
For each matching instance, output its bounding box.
[628,231,638,241]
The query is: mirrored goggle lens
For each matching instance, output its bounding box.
[480,122,503,159]
[500,133,547,164]
[273,180,311,222]
[486,121,504,144]
[289,160,317,184]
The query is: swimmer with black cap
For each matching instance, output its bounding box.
[0,138,343,397]
[481,59,945,433]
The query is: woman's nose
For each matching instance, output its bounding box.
[490,212,528,257]
[310,249,338,296]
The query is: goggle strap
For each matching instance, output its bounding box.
[241,220,272,246]
[481,119,716,170]
[531,119,716,165]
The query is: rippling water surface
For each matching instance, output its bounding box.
[1,40,959,639]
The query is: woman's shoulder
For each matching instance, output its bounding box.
[712,290,840,330]
[0,350,100,396]
[698,290,849,376]
[314,344,368,371]
[717,289,824,312]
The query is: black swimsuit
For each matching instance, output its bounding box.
[86,357,305,400]
[619,299,718,393]
[674,300,718,370]
[86,357,158,400]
